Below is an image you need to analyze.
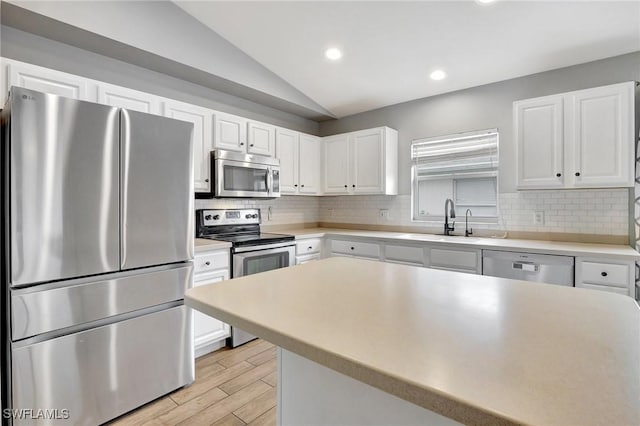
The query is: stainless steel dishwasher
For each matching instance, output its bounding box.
[482,250,574,286]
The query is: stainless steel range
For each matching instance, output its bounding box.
[196,208,295,347]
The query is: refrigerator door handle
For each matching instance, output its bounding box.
[120,109,131,268]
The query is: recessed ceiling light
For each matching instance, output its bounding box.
[430,70,447,81]
[476,0,497,4]
[325,48,342,61]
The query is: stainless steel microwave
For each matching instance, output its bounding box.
[209,150,280,198]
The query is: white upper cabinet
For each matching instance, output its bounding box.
[298,134,321,194]
[6,61,90,101]
[214,112,247,152]
[323,134,351,194]
[324,127,398,195]
[164,100,213,193]
[276,128,299,194]
[98,83,162,115]
[515,82,634,190]
[276,129,322,195]
[247,120,275,156]
[570,83,633,188]
[352,128,384,194]
[515,95,565,189]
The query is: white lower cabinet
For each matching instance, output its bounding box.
[330,239,381,259]
[383,244,426,266]
[295,238,323,264]
[427,246,482,274]
[575,257,635,297]
[193,249,231,358]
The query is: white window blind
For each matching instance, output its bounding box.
[411,129,498,180]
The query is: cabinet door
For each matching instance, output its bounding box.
[428,246,481,274]
[214,112,247,152]
[323,134,350,194]
[164,100,213,193]
[248,121,275,156]
[299,134,321,194]
[8,62,89,101]
[515,96,565,189]
[98,83,161,114]
[570,83,633,188]
[193,270,231,355]
[351,128,384,194]
[276,128,299,194]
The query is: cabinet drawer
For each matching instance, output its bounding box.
[296,238,322,256]
[579,283,630,296]
[384,244,424,265]
[578,261,629,288]
[330,240,380,258]
[195,250,229,274]
[429,248,479,272]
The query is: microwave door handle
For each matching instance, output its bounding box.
[265,168,271,194]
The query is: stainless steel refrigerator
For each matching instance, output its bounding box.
[0,87,195,425]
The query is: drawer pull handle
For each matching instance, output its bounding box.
[308,246,313,250]
[350,247,354,250]
[556,173,561,177]
[205,261,211,266]
[575,172,580,177]
[601,272,607,277]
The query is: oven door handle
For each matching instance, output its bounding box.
[233,241,295,253]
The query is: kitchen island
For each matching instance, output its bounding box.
[185,257,639,426]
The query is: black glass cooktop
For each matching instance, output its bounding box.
[200,232,294,247]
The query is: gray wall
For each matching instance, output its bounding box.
[2,0,333,120]
[319,52,640,194]
[0,25,320,134]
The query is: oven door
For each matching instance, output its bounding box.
[215,158,277,198]
[233,244,295,278]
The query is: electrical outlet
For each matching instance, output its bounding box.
[379,209,390,221]
[533,210,544,225]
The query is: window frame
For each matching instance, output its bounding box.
[411,129,499,224]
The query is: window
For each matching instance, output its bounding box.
[411,129,498,222]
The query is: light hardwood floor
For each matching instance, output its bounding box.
[109,339,277,426]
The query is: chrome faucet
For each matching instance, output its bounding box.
[444,198,456,236]
[465,209,473,237]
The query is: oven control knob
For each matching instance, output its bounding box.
[252,214,258,219]
[213,215,220,220]
[204,215,212,220]
[245,214,252,219]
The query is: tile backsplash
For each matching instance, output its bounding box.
[195,188,629,237]
[195,196,320,226]
[318,189,630,236]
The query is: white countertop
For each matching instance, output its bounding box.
[186,257,640,426]
[195,238,231,252]
[288,227,640,260]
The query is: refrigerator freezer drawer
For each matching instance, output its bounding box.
[12,264,193,340]
[11,305,194,426]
